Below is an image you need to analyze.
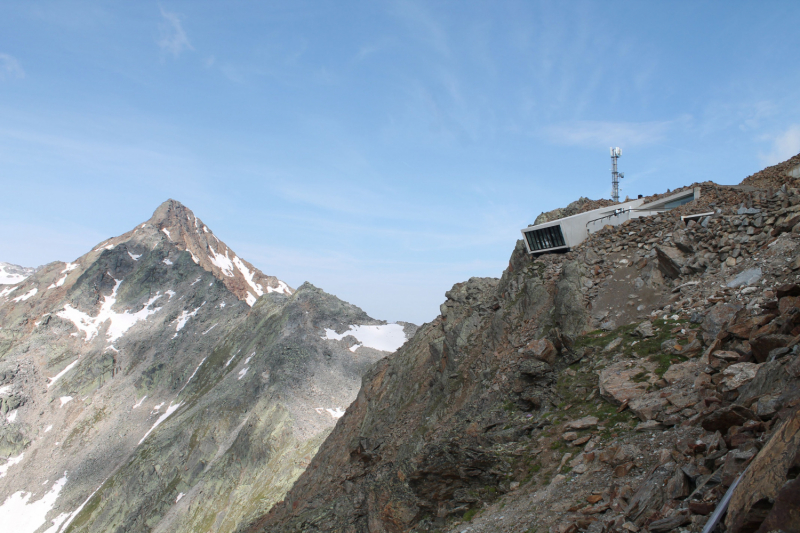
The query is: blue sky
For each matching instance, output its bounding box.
[2,1,800,324]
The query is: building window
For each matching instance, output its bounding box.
[525,225,566,251]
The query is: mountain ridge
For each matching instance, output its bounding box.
[0,199,413,533]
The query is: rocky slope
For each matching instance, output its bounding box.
[0,200,414,533]
[248,157,800,533]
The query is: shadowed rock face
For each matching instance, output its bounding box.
[0,201,411,533]
[244,243,589,533]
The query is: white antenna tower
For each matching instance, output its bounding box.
[610,147,624,202]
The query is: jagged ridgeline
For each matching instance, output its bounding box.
[0,200,414,533]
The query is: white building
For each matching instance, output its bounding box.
[520,188,701,254]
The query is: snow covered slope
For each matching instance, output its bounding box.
[0,263,36,285]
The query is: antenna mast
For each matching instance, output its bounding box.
[610,147,624,202]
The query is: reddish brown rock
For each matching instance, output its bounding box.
[710,350,742,369]
[688,501,716,515]
[725,408,800,533]
[776,283,800,299]
[526,338,557,365]
[754,477,800,533]
[750,334,794,362]
[779,296,799,316]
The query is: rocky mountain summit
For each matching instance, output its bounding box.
[0,200,414,533]
[247,156,800,533]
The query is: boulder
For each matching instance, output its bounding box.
[753,477,800,533]
[598,360,657,405]
[778,296,799,316]
[703,303,743,344]
[720,363,760,392]
[709,350,742,369]
[629,393,669,421]
[750,334,794,362]
[625,462,678,525]
[655,246,683,279]
[701,405,759,433]
[565,416,599,431]
[727,268,762,288]
[525,338,557,365]
[776,283,800,298]
[755,393,782,419]
[736,360,792,406]
[663,360,706,386]
[632,321,655,338]
[603,337,623,353]
[672,230,694,253]
[599,444,639,466]
[518,359,553,379]
[725,408,800,533]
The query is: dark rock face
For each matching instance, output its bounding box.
[245,243,589,532]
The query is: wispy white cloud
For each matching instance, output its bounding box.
[759,125,800,165]
[0,53,25,80]
[541,116,691,148]
[158,8,193,58]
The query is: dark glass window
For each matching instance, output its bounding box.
[524,225,566,252]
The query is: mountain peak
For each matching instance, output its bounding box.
[148,198,194,227]
[141,199,293,305]
[73,200,292,306]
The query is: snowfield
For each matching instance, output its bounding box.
[323,324,407,352]
[57,278,164,343]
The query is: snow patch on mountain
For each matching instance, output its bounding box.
[0,262,35,285]
[0,286,18,299]
[56,279,164,343]
[267,280,292,295]
[233,256,263,296]
[208,246,234,277]
[173,305,202,335]
[128,252,141,260]
[323,324,407,352]
[12,288,38,302]
[138,402,182,445]
[245,293,257,307]
[0,472,67,533]
[47,359,80,388]
[47,481,104,533]
[177,358,206,396]
[315,407,345,419]
[0,453,24,478]
[48,264,77,289]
